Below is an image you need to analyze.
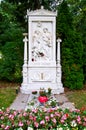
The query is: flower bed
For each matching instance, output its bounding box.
[0,108,86,130]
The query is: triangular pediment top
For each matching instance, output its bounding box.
[27,6,57,16]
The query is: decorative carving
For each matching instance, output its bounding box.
[37,21,42,27]
[31,71,53,82]
[41,73,44,80]
[32,26,52,61]
[27,9,57,16]
[22,66,28,83]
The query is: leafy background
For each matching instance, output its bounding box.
[0,0,85,89]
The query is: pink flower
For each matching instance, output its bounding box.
[61,114,69,120]
[55,112,61,117]
[29,115,33,120]
[18,121,24,127]
[84,117,86,121]
[23,112,27,116]
[9,114,14,120]
[0,111,4,115]
[1,124,5,128]
[77,116,81,122]
[60,119,65,123]
[33,116,36,121]
[74,109,80,113]
[5,125,10,130]
[27,121,31,125]
[13,111,17,116]
[32,109,38,113]
[48,109,53,113]
[50,114,54,118]
[6,108,10,113]
[1,116,4,120]
[18,113,23,118]
[83,122,86,126]
[43,108,47,112]
[34,122,39,128]
[52,118,56,124]
[45,116,50,121]
[40,120,45,125]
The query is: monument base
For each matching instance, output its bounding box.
[21,83,64,94]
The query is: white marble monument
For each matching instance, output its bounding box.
[21,7,64,94]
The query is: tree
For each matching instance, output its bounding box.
[4,0,61,28]
[77,0,86,84]
[66,0,86,84]
[56,0,84,89]
[0,0,55,82]
[0,2,24,82]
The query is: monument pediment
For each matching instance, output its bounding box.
[27,6,57,16]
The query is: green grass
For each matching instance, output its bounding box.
[0,82,19,109]
[66,89,86,109]
[0,81,86,110]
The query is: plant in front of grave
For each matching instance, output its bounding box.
[47,87,52,95]
[50,99,57,108]
[39,88,46,96]
[0,107,86,129]
[39,87,52,97]
[38,88,49,104]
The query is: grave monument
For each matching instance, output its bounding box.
[21,6,64,94]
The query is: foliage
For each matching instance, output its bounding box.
[0,108,86,129]
[0,0,85,87]
[66,0,86,84]
[57,0,84,89]
[39,88,52,96]
[0,2,24,82]
[78,0,86,84]
[39,88,47,96]
[4,0,56,28]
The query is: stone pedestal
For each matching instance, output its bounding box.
[21,7,64,94]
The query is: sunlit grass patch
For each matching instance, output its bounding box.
[66,90,86,109]
[0,84,18,109]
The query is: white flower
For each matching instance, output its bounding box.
[71,120,77,127]
[17,128,23,130]
[57,127,63,130]
[27,127,33,130]
[65,127,70,130]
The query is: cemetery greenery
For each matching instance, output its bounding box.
[0,107,86,129]
[0,87,86,129]
[0,0,85,89]
[0,1,86,129]
[0,82,18,109]
[56,0,84,89]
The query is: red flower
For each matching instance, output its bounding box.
[38,96,48,103]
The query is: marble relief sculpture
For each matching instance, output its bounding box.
[32,22,52,61]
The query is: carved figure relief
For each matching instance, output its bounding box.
[32,22,52,61]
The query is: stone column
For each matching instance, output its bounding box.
[21,33,28,93]
[23,33,28,65]
[57,38,61,65]
[56,38,64,94]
